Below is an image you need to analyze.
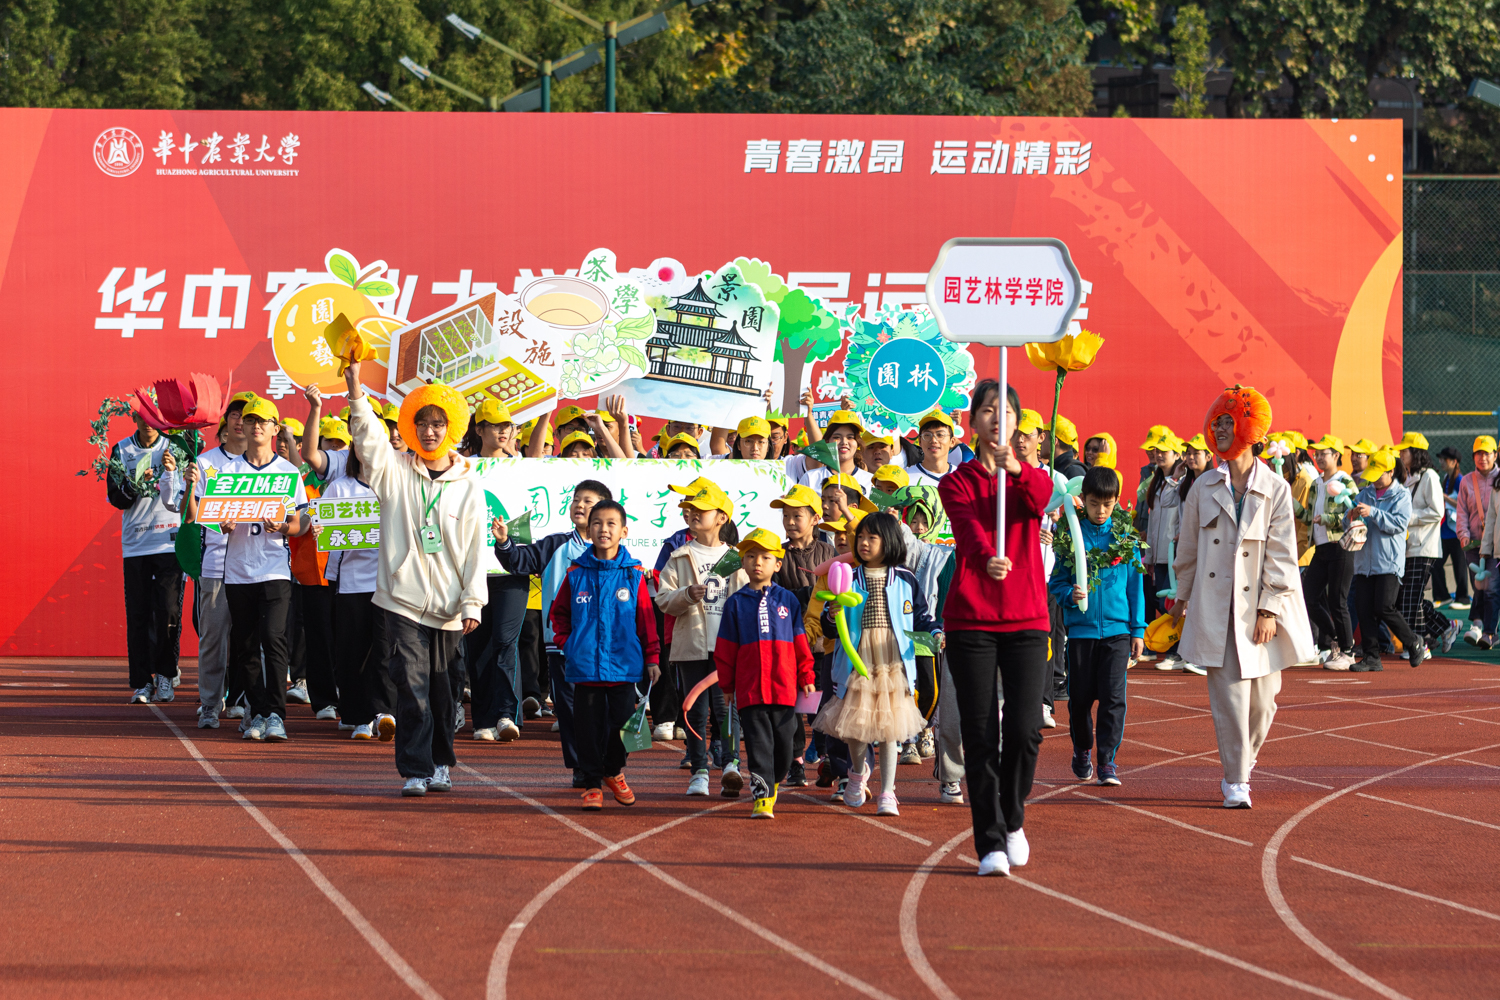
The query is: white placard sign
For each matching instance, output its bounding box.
[471,456,789,573]
[924,237,1082,347]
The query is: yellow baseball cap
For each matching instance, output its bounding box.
[825,473,866,494]
[1474,435,1497,454]
[825,410,864,433]
[1157,433,1185,453]
[228,391,259,407]
[519,419,553,448]
[765,413,790,428]
[1144,613,1183,654]
[1141,425,1171,449]
[1308,433,1344,453]
[737,527,786,557]
[558,430,596,454]
[282,417,304,437]
[595,409,616,423]
[318,416,351,444]
[1360,447,1398,482]
[918,408,955,431]
[770,485,823,516]
[1350,438,1377,455]
[737,415,771,439]
[1018,408,1044,435]
[873,464,909,489]
[338,406,350,420]
[474,399,514,426]
[670,476,712,496]
[1046,413,1078,449]
[1269,430,1309,451]
[678,480,734,518]
[860,430,895,448]
[1396,431,1429,451]
[821,508,867,535]
[662,431,702,456]
[1184,433,1208,452]
[242,398,280,424]
[380,401,401,424]
[554,405,589,428]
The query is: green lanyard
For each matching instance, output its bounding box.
[419,478,445,527]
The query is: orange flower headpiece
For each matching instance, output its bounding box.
[398,383,470,460]
[1203,384,1272,461]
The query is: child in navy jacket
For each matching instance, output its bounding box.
[1048,466,1146,787]
[550,500,660,811]
[714,529,816,818]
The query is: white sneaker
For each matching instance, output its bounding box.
[977,851,1011,877]
[242,715,267,741]
[171,674,181,689]
[939,782,964,804]
[1441,618,1463,653]
[1463,624,1483,646]
[129,685,152,704]
[844,764,870,808]
[313,705,337,721]
[286,679,310,704]
[263,713,288,741]
[224,703,247,720]
[352,723,375,740]
[497,718,521,741]
[652,722,675,741]
[402,777,428,797]
[1006,828,1030,867]
[1222,779,1252,809]
[473,727,498,742]
[876,792,900,816]
[550,719,560,733]
[721,760,744,797]
[1323,652,1354,671]
[197,708,220,729]
[674,726,687,740]
[1155,655,1182,671]
[1182,662,1207,676]
[1041,705,1057,729]
[376,714,396,742]
[153,675,175,702]
[337,720,357,731]
[427,765,452,792]
[686,770,711,796]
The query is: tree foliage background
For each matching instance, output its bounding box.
[1,0,1497,168]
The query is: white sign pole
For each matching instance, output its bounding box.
[996,344,1008,559]
[925,237,1083,566]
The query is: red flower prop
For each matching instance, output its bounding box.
[132,373,229,431]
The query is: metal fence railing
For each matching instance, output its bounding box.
[1403,177,1500,464]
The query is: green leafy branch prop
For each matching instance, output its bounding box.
[78,395,202,499]
[1051,505,1147,596]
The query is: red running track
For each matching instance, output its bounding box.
[3,656,1499,1000]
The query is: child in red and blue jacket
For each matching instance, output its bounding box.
[550,500,660,811]
[714,528,816,818]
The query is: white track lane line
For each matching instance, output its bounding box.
[900,828,969,1000]
[1070,790,1254,846]
[948,853,1361,1000]
[150,706,445,1000]
[1253,770,1335,790]
[1356,792,1500,832]
[1261,741,1500,1000]
[626,850,907,1000]
[1289,856,1500,922]
[463,762,905,1000]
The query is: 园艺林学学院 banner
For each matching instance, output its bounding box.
[1,110,1402,654]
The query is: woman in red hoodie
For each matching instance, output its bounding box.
[938,380,1056,878]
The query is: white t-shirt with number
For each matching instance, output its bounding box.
[321,474,379,594]
[686,540,731,646]
[218,454,309,585]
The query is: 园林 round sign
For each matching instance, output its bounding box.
[866,337,947,416]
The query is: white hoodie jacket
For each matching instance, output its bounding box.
[350,396,488,630]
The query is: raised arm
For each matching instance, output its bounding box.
[300,384,328,475]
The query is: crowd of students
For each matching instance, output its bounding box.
[105,365,1467,875]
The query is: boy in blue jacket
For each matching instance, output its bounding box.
[549,500,661,811]
[1049,466,1146,787]
[494,479,612,785]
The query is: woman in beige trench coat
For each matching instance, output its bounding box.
[1172,386,1315,809]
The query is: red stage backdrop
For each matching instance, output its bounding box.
[0,110,1403,656]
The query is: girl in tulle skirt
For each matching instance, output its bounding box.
[814,512,940,816]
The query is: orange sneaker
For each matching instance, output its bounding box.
[581,788,603,811]
[603,774,636,806]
